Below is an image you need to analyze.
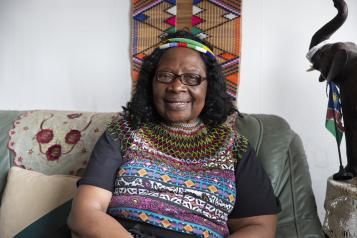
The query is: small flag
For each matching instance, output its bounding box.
[325,81,344,145]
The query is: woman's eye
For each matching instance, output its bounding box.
[162,73,173,79]
[184,74,200,82]
[158,72,173,80]
[163,73,172,77]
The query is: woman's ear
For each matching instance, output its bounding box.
[326,47,348,83]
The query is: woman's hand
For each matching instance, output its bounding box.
[67,185,133,238]
[227,214,277,238]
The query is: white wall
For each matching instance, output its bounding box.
[0,0,131,112]
[1,0,357,221]
[239,0,357,221]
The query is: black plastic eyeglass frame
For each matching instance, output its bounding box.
[155,71,206,86]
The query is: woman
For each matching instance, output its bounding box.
[68,30,280,238]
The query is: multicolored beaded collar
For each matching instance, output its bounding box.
[159,38,215,59]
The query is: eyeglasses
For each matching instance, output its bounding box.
[155,71,206,86]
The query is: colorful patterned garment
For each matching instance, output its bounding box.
[106,118,248,238]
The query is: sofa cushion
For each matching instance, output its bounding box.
[0,167,78,238]
[7,110,117,176]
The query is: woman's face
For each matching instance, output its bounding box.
[153,47,208,123]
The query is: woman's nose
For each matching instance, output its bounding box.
[168,76,186,91]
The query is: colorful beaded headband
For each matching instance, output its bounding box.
[159,38,215,59]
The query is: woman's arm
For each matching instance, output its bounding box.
[227,214,277,238]
[227,142,280,238]
[67,185,133,238]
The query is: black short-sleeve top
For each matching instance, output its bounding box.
[78,118,280,238]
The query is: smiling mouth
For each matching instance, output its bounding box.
[164,100,190,110]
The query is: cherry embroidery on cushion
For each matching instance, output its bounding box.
[46,144,62,161]
[36,129,54,144]
[36,113,95,161]
[65,130,81,144]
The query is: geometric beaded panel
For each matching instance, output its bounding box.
[131,0,242,98]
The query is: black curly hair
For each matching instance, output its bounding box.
[124,30,236,128]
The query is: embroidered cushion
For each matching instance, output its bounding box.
[7,110,117,175]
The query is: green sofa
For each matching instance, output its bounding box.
[0,110,323,237]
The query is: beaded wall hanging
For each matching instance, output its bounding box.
[131,0,242,98]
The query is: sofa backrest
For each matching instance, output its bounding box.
[0,110,22,198]
[237,114,323,238]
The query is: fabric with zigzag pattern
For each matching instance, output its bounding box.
[107,117,248,238]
